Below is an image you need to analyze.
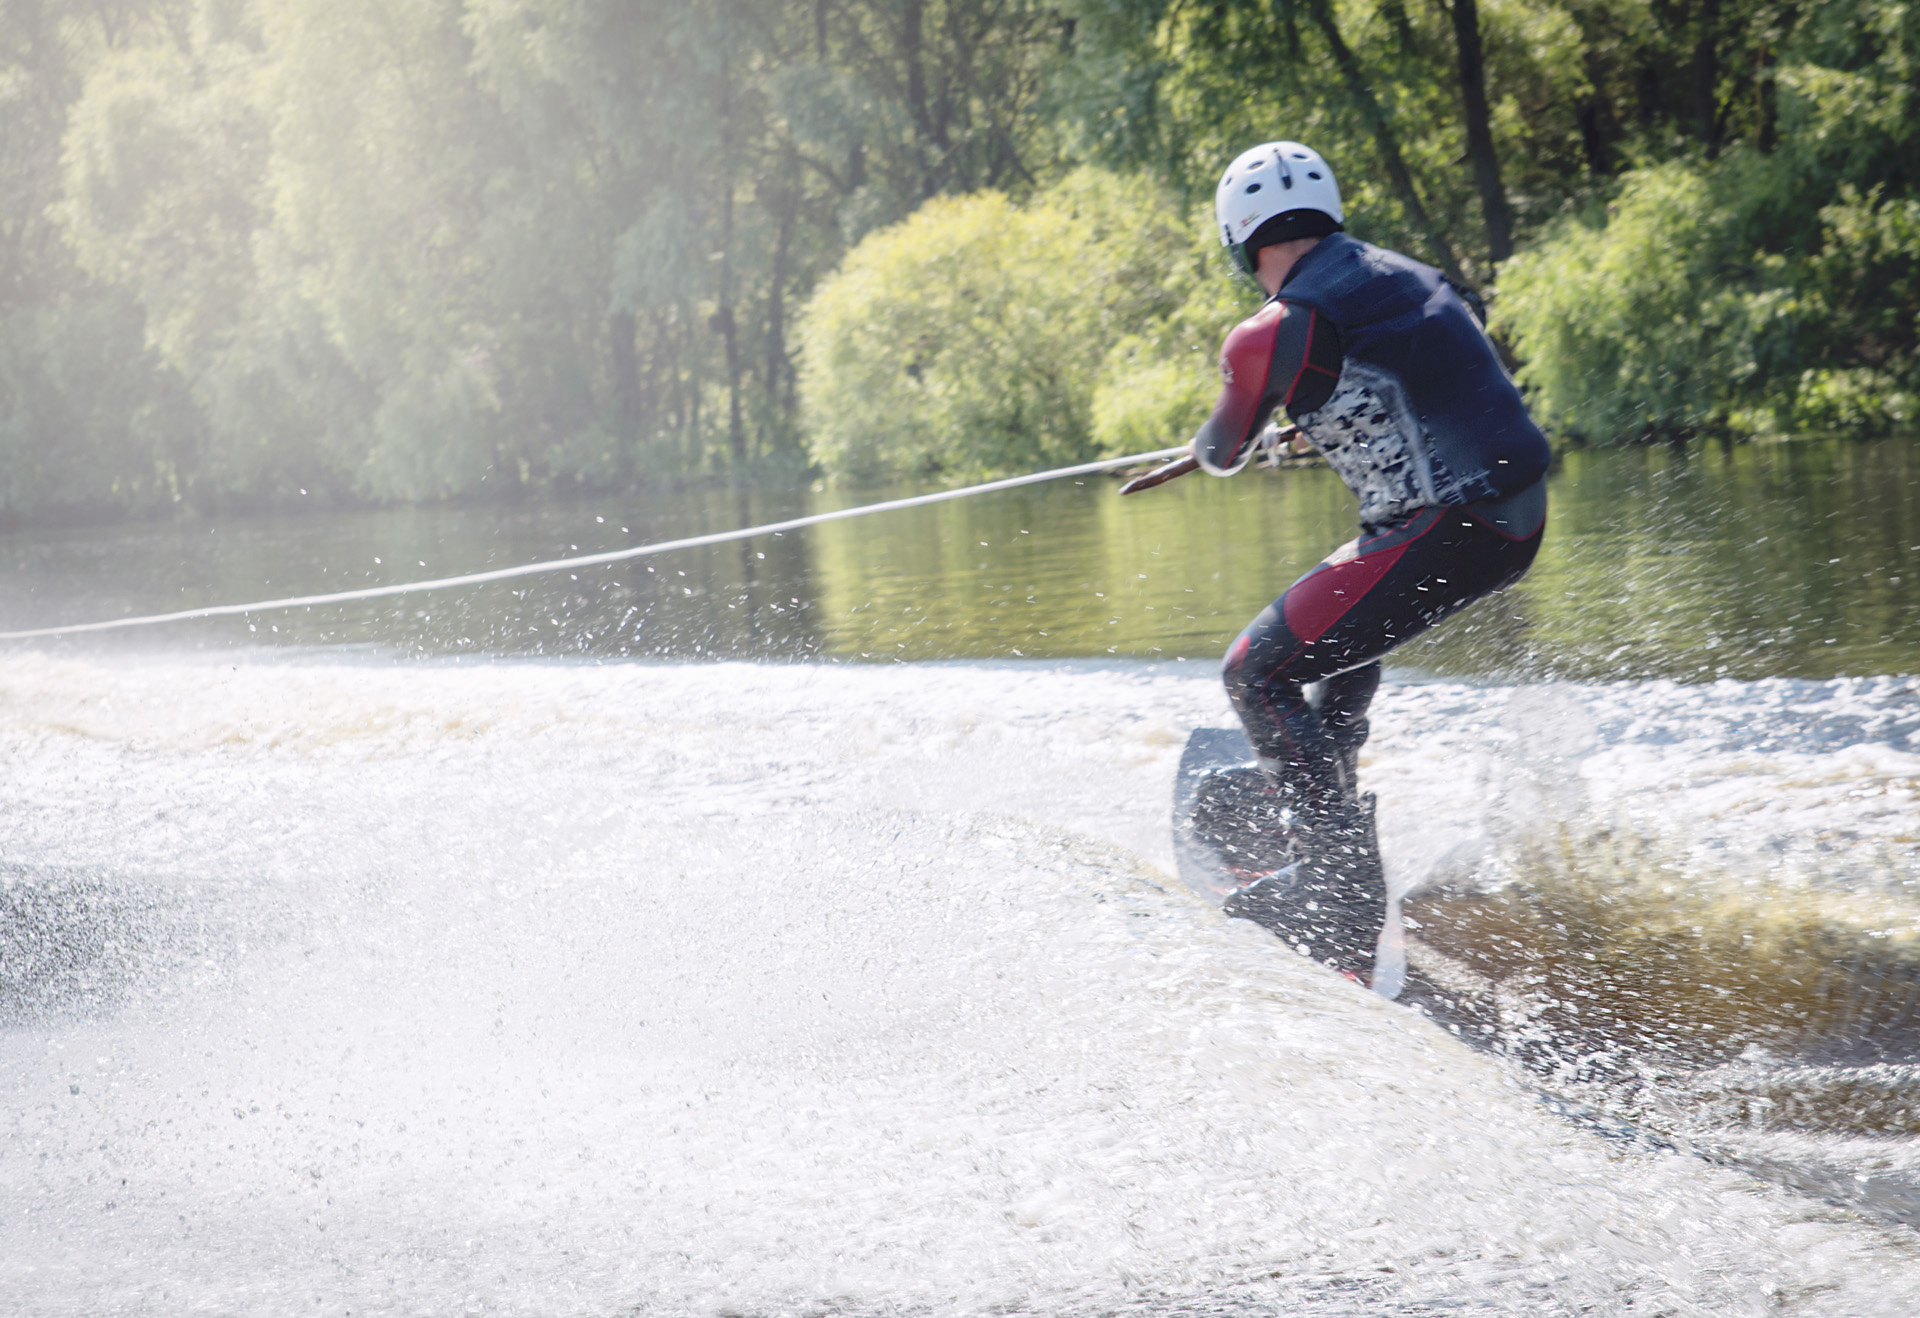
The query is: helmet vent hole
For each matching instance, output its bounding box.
[1307,171,1322,179]
[1245,182,1261,193]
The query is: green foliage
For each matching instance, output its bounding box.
[798,169,1235,481]
[0,0,204,520]
[1495,163,1750,438]
[0,289,200,515]
[1058,0,1597,278]
[6,0,1920,524]
[1495,2,1920,440]
[1089,252,1249,453]
[6,0,1072,520]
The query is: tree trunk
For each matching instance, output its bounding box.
[900,0,945,196]
[1297,0,1466,284]
[763,185,796,449]
[716,245,746,470]
[686,308,704,470]
[1577,93,1614,177]
[1691,0,1723,157]
[1758,9,1789,154]
[1448,0,1513,264]
[1380,0,1415,54]
[716,29,747,471]
[609,309,643,481]
[1755,31,1778,153]
[661,311,684,440]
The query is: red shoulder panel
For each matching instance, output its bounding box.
[1192,302,1286,475]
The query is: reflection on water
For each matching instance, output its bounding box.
[1402,830,1920,1226]
[3,436,1917,679]
[1403,821,1920,1077]
[1417,436,1920,682]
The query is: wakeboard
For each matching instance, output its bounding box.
[1172,725,1389,986]
[1176,727,1518,1020]
[1171,725,1290,904]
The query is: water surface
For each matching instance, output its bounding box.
[5,438,1920,1314]
[3,437,1916,680]
[5,658,1920,1316]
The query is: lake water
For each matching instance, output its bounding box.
[4,436,1917,680]
[3,438,1920,1315]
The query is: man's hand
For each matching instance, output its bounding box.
[1254,422,1305,466]
[1119,422,1305,494]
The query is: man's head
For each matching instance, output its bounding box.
[1214,142,1344,281]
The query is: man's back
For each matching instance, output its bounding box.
[1279,234,1549,515]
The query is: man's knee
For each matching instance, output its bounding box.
[1220,609,1279,705]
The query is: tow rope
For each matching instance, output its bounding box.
[0,446,1187,641]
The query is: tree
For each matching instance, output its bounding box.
[1445,0,1513,263]
[799,168,1228,481]
[0,0,201,519]
[1496,0,1920,438]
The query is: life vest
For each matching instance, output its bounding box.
[1193,233,1550,528]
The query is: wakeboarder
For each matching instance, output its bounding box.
[1131,140,1551,981]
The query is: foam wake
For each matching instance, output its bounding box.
[2,655,1918,1315]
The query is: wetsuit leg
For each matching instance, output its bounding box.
[1217,493,1544,975]
[1310,662,1381,795]
[1222,496,1544,804]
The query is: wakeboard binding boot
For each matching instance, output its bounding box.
[1219,758,1386,983]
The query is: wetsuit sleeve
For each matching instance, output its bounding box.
[1192,300,1344,476]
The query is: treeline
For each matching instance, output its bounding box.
[4,0,1064,517]
[810,0,1920,473]
[2,1,1916,520]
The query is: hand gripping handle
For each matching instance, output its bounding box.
[1118,424,1301,495]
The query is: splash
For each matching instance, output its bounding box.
[2,655,1918,1315]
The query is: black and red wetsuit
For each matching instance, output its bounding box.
[1193,233,1551,810]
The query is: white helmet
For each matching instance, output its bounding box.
[1215,141,1343,276]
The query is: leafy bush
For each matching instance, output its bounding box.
[1495,2,1920,442]
[1495,162,1781,439]
[1497,160,1920,440]
[798,169,1246,482]
[1786,368,1917,433]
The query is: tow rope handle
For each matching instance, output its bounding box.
[1119,425,1301,495]
[1118,453,1198,495]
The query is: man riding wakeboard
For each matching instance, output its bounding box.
[1165,140,1551,980]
